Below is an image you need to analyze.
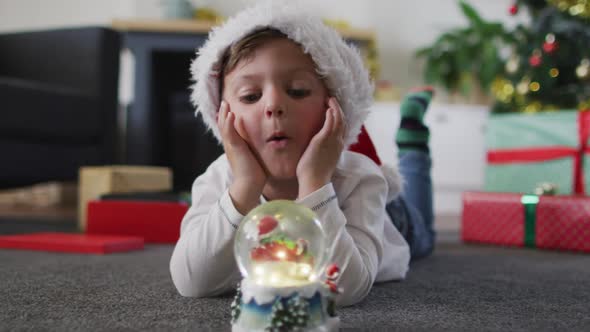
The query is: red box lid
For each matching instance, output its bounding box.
[0,232,144,254]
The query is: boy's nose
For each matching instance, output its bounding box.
[265,107,284,118]
[264,89,286,118]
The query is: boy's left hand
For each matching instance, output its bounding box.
[296,97,345,198]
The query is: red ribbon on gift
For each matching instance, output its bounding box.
[487,110,590,195]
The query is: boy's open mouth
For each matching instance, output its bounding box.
[266,132,289,143]
[266,132,290,148]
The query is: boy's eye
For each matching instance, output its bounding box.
[239,93,262,103]
[288,89,311,98]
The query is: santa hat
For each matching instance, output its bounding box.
[190,0,374,149]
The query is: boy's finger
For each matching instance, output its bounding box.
[320,107,334,139]
[221,102,240,144]
[333,108,342,137]
[330,100,340,134]
[217,105,223,128]
[329,98,344,137]
[337,107,346,138]
[328,97,340,112]
[234,114,249,143]
[218,101,228,129]
[328,97,336,109]
[225,112,241,144]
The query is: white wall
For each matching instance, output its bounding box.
[0,0,134,30]
[0,0,526,97]
[367,102,490,216]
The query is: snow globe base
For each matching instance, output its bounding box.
[231,278,339,332]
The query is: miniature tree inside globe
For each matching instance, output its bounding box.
[234,200,329,287]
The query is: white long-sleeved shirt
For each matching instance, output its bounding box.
[170,151,410,306]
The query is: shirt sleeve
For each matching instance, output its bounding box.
[169,156,243,297]
[296,168,390,307]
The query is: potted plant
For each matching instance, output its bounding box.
[415,0,516,104]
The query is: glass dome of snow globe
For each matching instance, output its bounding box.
[234,200,329,287]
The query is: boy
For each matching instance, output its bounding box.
[170,1,434,306]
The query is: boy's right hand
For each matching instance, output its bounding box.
[218,101,267,215]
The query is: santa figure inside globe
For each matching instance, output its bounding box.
[235,200,330,287]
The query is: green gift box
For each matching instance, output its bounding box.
[484,110,590,195]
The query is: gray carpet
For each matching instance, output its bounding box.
[1,227,590,331]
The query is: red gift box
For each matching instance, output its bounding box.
[462,192,590,253]
[86,200,188,243]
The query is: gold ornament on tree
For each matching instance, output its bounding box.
[524,101,543,113]
[506,55,520,73]
[579,99,590,110]
[517,77,531,95]
[576,58,590,80]
[491,77,515,103]
[529,81,541,92]
[548,0,590,19]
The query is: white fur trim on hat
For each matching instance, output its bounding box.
[190,0,374,149]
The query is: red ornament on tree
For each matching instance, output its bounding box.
[542,41,558,54]
[509,3,519,15]
[529,50,542,67]
[542,33,559,54]
[529,55,542,67]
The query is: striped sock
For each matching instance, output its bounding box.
[396,88,433,154]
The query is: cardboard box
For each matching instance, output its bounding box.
[78,166,172,231]
[0,182,77,207]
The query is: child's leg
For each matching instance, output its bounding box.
[386,89,435,260]
[397,150,434,260]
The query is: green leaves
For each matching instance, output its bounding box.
[416,0,511,98]
[460,0,485,31]
[479,39,502,91]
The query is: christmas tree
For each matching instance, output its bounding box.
[492,0,590,113]
[230,283,242,324]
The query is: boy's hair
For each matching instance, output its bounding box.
[219,28,286,79]
[217,28,288,97]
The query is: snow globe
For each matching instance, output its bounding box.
[231,200,340,331]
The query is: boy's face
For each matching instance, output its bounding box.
[222,38,329,180]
